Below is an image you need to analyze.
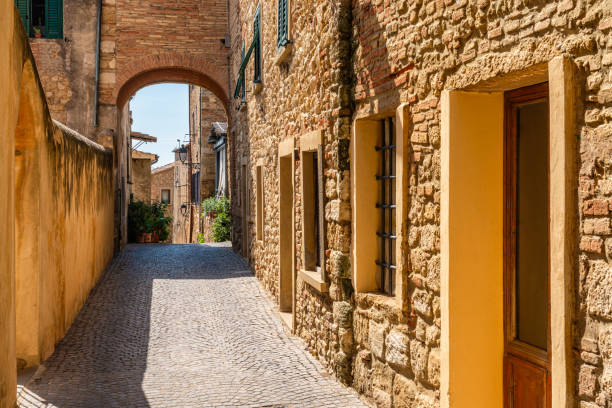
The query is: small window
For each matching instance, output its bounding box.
[376,118,396,295]
[256,165,264,241]
[161,189,171,204]
[277,0,289,49]
[15,0,63,39]
[302,150,323,272]
[253,5,262,83]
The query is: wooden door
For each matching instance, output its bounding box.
[504,83,551,408]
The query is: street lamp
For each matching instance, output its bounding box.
[177,144,189,164]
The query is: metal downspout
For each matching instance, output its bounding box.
[93,0,102,127]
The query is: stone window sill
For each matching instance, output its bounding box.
[274,43,293,66]
[298,269,328,293]
[355,292,405,319]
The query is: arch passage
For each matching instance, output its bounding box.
[114,54,229,114]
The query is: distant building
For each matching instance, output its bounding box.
[131,150,158,203]
[208,122,227,197]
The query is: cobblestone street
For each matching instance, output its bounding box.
[17,244,366,408]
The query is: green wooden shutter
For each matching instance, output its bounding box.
[253,6,261,83]
[45,0,63,39]
[240,43,246,100]
[15,0,30,36]
[277,0,288,49]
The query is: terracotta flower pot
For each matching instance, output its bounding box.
[144,233,152,243]
[152,230,159,243]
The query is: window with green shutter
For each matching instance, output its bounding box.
[45,0,63,39]
[253,5,261,83]
[13,0,62,39]
[277,0,288,49]
[15,0,30,36]
[233,5,262,99]
[240,43,246,101]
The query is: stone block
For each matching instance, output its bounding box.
[410,339,429,382]
[372,358,395,394]
[578,364,599,398]
[427,348,440,387]
[392,374,418,408]
[369,321,386,360]
[325,199,351,223]
[333,301,352,328]
[412,289,433,319]
[330,250,350,278]
[587,261,612,319]
[385,329,410,370]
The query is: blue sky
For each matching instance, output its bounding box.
[130,83,189,168]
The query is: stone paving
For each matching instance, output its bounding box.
[17,243,367,408]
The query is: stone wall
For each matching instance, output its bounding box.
[229,0,612,406]
[151,163,175,241]
[1,6,115,405]
[228,0,354,381]
[28,0,99,139]
[131,158,151,203]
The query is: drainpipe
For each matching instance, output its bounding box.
[93,0,102,127]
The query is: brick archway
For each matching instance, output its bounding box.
[114,53,229,113]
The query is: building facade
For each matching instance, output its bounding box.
[229,0,612,407]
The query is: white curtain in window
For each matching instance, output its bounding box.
[217,146,227,197]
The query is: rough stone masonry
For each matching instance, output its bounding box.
[228,0,612,406]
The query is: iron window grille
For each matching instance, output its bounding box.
[375,118,396,295]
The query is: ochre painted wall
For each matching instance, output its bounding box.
[2,3,115,406]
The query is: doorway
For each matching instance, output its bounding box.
[503,83,551,408]
[241,163,248,258]
[279,155,294,314]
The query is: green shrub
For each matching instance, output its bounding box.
[128,200,172,242]
[212,211,231,242]
[202,196,230,217]
[201,196,231,242]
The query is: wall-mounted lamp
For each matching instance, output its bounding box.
[177,145,189,164]
[180,203,188,216]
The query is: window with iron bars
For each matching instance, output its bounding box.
[376,118,396,295]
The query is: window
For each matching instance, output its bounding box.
[277,0,289,49]
[256,165,264,241]
[376,118,396,295]
[240,43,246,101]
[233,5,261,99]
[253,5,262,83]
[15,0,63,39]
[352,109,407,298]
[161,189,170,204]
[302,150,323,272]
[191,171,201,205]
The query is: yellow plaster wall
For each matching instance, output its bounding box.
[1,3,115,406]
[440,90,504,408]
[0,3,24,406]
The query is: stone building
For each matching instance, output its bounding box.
[131,149,157,203]
[151,161,175,241]
[186,85,228,242]
[17,0,100,139]
[228,0,612,407]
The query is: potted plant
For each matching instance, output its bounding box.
[33,27,42,38]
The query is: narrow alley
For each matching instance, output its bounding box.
[16,244,366,408]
